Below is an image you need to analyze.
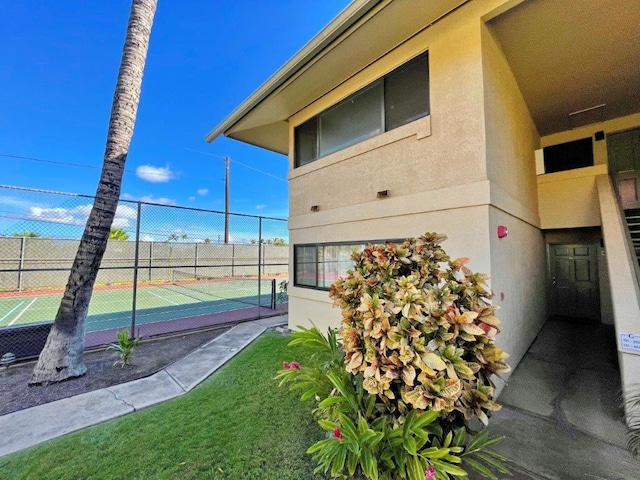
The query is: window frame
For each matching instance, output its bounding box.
[293,239,404,291]
[293,51,429,168]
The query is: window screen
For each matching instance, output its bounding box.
[294,245,317,287]
[385,53,430,130]
[319,244,365,288]
[319,81,383,157]
[294,117,318,167]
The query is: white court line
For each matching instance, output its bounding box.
[0,301,25,325]
[147,290,180,305]
[8,297,38,326]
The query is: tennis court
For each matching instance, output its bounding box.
[0,277,281,334]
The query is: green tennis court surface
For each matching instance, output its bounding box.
[0,279,278,333]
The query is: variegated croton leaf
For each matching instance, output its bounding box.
[329,232,510,425]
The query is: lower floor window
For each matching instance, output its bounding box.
[294,240,399,290]
[294,243,367,290]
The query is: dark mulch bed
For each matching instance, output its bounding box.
[0,326,230,416]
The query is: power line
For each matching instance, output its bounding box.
[184,149,287,182]
[0,153,99,171]
[1,151,288,183]
[0,152,175,180]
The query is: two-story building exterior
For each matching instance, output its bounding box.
[206,0,640,406]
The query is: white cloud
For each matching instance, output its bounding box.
[196,188,208,196]
[142,234,155,242]
[135,165,176,183]
[29,206,76,225]
[188,196,196,201]
[255,204,266,210]
[138,195,177,206]
[121,193,177,206]
[116,204,137,219]
[28,202,139,228]
[0,195,35,210]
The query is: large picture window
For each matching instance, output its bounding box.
[294,239,401,290]
[294,52,430,167]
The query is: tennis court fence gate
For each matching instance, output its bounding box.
[0,185,289,362]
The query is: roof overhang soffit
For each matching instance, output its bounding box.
[206,0,469,154]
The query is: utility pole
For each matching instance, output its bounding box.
[224,156,230,244]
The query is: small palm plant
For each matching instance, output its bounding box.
[624,385,640,456]
[107,329,140,368]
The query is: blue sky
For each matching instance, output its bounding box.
[0,1,350,240]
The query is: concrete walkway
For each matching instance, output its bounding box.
[486,318,640,480]
[0,315,287,458]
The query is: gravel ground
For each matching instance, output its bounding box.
[0,326,230,416]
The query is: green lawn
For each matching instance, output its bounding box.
[0,332,328,480]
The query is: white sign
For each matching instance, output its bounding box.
[621,332,640,353]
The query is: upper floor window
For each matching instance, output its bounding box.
[543,137,594,173]
[295,52,430,167]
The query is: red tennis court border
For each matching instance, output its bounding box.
[85,303,288,349]
[1,304,287,361]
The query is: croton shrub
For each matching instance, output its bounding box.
[279,233,510,480]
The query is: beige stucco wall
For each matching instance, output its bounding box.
[288,204,492,332]
[286,2,503,331]
[488,207,547,392]
[288,2,490,219]
[596,176,640,422]
[282,0,639,422]
[481,23,541,225]
[537,165,607,229]
[285,1,551,345]
[480,21,547,390]
[537,113,640,230]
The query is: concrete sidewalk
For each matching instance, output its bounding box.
[0,315,287,458]
[481,405,640,480]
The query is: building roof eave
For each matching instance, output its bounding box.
[204,0,382,146]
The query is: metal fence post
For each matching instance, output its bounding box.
[194,242,198,277]
[258,217,262,315]
[271,278,276,309]
[231,243,235,277]
[130,201,142,337]
[18,237,25,292]
[149,241,153,281]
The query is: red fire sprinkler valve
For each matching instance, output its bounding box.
[497,225,509,239]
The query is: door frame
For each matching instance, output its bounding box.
[544,228,605,322]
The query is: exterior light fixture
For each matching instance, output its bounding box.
[377,190,389,198]
[310,205,319,212]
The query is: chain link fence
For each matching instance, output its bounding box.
[0,185,288,362]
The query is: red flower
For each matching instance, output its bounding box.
[282,361,300,370]
[425,465,436,480]
[333,427,343,440]
[282,361,290,369]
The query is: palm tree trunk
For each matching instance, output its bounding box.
[31,0,157,384]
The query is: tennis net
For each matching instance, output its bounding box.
[169,269,277,308]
